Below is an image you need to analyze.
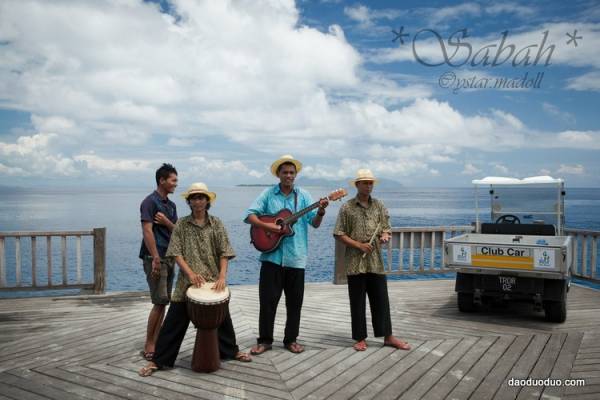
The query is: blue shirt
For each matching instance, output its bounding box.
[244,184,318,269]
[139,191,178,258]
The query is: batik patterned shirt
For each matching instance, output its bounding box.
[333,196,392,275]
[166,214,235,302]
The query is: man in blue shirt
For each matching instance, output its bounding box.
[139,163,178,360]
[245,155,329,354]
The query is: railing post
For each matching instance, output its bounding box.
[333,240,347,285]
[93,228,106,294]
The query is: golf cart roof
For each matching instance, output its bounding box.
[472,176,563,185]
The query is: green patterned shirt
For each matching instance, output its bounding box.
[333,196,392,275]
[166,214,236,302]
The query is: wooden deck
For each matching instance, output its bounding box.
[0,280,599,400]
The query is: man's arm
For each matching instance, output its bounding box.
[311,198,329,228]
[154,212,176,232]
[174,255,205,287]
[214,257,229,292]
[246,214,283,233]
[142,221,161,278]
[335,234,373,254]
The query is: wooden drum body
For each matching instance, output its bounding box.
[186,284,230,373]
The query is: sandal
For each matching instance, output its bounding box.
[138,363,159,377]
[139,350,154,361]
[353,340,368,351]
[234,352,252,362]
[250,344,272,355]
[285,342,304,354]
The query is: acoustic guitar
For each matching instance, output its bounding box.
[250,188,347,253]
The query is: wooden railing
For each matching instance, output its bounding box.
[334,226,474,284]
[334,226,600,284]
[0,228,106,294]
[565,228,599,282]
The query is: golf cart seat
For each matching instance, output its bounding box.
[481,223,556,236]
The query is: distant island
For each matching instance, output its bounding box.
[237,177,403,189]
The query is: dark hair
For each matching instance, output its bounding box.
[276,161,297,175]
[187,193,211,210]
[156,163,177,185]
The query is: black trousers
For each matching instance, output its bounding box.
[152,302,239,368]
[258,261,305,345]
[347,273,392,341]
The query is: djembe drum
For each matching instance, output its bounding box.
[186,283,231,373]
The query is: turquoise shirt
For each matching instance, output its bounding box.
[244,184,318,269]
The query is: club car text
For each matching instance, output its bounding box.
[477,246,530,257]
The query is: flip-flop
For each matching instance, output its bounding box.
[139,350,154,361]
[138,363,158,377]
[234,352,252,362]
[285,342,304,353]
[250,344,272,355]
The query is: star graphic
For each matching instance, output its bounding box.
[566,29,582,47]
[392,26,409,44]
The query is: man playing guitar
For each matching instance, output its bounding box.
[244,155,329,355]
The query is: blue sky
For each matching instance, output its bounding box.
[0,0,599,187]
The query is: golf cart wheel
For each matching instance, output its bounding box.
[544,300,566,323]
[457,292,476,312]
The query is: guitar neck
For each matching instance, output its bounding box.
[282,201,321,225]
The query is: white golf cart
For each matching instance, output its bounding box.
[444,176,573,322]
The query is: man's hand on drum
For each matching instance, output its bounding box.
[187,272,205,287]
[213,276,227,292]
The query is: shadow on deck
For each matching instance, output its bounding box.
[0,280,599,400]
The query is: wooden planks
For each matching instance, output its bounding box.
[0,280,598,399]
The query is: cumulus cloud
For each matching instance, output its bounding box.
[0,133,79,176]
[0,1,597,185]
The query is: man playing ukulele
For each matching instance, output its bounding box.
[244,155,329,355]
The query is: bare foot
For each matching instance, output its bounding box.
[384,335,410,350]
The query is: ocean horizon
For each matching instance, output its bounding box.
[1,186,599,297]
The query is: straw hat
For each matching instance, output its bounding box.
[270,154,303,177]
[181,182,216,202]
[350,169,378,187]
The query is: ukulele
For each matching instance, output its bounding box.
[250,188,347,253]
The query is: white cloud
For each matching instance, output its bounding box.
[167,137,197,147]
[187,156,265,179]
[73,154,152,173]
[462,163,482,175]
[0,1,597,186]
[542,102,576,124]
[567,71,600,91]
[428,3,481,25]
[492,163,509,174]
[557,164,585,175]
[0,133,79,177]
[486,3,536,18]
[551,130,600,149]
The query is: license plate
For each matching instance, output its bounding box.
[499,276,516,292]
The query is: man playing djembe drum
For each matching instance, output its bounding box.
[333,169,411,352]
[139,183,251,377]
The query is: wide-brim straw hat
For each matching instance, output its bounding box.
[270,154,303,177]
[181,182,217,202]
[350,169,379,187]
